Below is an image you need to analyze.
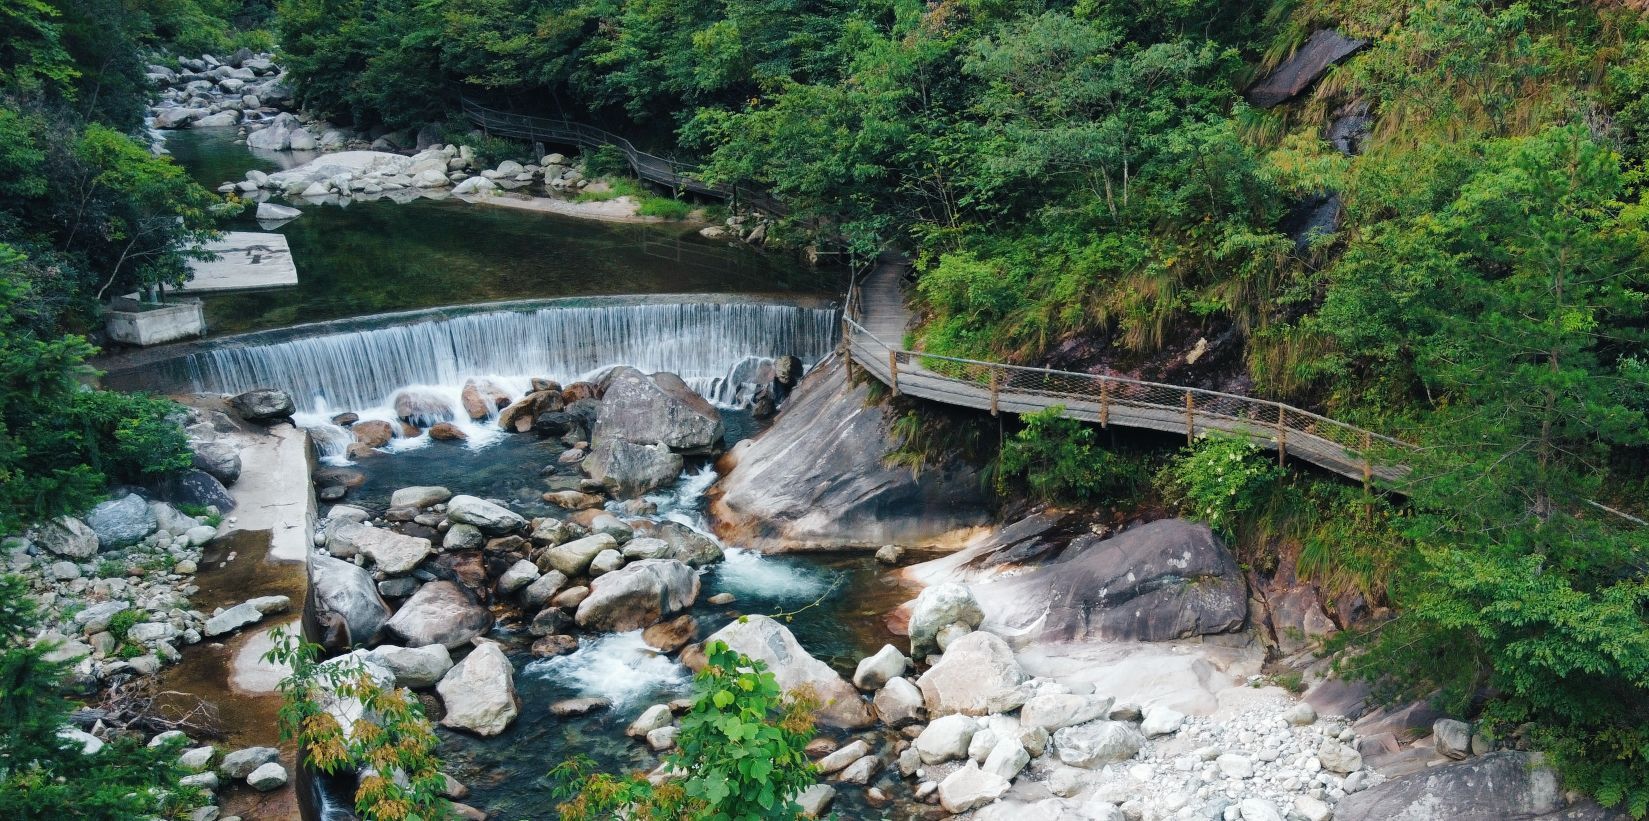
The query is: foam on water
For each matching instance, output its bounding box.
[523,631,690,710]
[713,548,834,602]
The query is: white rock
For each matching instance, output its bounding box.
[916,714,979,764]
[627,704,673,737]
[497,559,539,594]
[1292,795,1332,821]
[982,736,1030,781]
[937,761,1010,813]
[1020,693,1113,732]
[435,642,518,736]
[852,644,907,690]
[816,739,871,774]
[1237,798,1283,821]
[366,643,453,688]
[1140,705,1186,737]
[1054,721,1145,769]
[1216,753,1254,779]
[57,727,103,755]
[873,675,925,726]
[246,761,288,791]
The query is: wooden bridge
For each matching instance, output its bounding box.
[460,99,783,215]
[844,260,1406,484]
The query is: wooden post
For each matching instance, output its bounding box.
[1185,391,1196,444]
[989,370,999,416]
[1361,430,1374,492]
[889,350,900,395]
[1276,410,1288,467]
[1099,378,1110,428]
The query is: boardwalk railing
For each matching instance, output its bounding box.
[840,268,1405,485]
[460,99,783,215]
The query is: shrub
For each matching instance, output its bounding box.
[637,196,693,220]
[264,628,450,821]
[1155,434,1285,540]
[582,145,630,178]
[551,638,818,820]
[997,405,1150,504]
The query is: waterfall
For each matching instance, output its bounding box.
[183,301,839,414]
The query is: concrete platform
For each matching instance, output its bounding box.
[180,231,298,291]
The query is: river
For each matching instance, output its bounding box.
[161,128,912,819]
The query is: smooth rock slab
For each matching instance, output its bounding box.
[383,580,492,649]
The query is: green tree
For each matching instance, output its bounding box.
[997,405,1148,504]
[0,248,192,532]
[551,639,818,821]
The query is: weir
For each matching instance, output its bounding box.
[177,300,840,413]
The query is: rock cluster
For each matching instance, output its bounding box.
[308,476,728,738]
[146,51,292,133]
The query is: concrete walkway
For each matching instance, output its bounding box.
[180,231,298,292]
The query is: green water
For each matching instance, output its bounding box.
[162,129,841,335]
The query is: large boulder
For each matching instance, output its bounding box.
[916,631,1028,717]
[436,642,519,736]
[1247,29,1368,108]
[149,469,236,513]
[652,521,724,566]
[1336,751,1585,821]
[938,761,1011,813]
[33,516,100,559]
[85,494,158,549]
[583,440,683,498]
[190,440,242,485]
[365,644,453,688]
[704,615,873,728]
[383,580,493,649]
[445,495,525,534]
[574,559,699,632]
[310,554,391,647]
[540,533,618,576]
[1053,721,1146,768]
[970,519,1247,643]
[591,367,724,454]
[907,583,984,658]
[229,388,295,423]
[710,357,990,551]
[349,527,434,574]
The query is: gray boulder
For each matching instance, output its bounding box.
[445,495,525,534]
[436,642,518,736]
[247,761,288,791]
[384,580,492,649]
[34,516,99,559]
[220,747,279,779]
[85,494,158,549]
[584,439,683,498]
[347,526,433,574]
[190,440,242,485]
[704,614,873,728]
[653,521,724,566]
[974,519,1247,643]
[908,582,984,658]
[591,367,724,454]
[574,559,699,632]
[873,676,925,726]
[540,533,618,576]
[852,644,907,691]
[229,388,295,423]
[1336,751,1590,821]
[310,554,391,647]
[255,202,302,222]
[390,486,450,509]
[916,631,1028,717]
[710,357,989,550]
[365,644,453,688]
[1054,721,1145,768]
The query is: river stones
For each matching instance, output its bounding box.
[436,642,519,736]
[874,677,926,727]
[853,644,908,691]
[383,580,492,649]
[703,614,873,728]
[391,486,451,508]
[190,440,242,485]
[916,631,1028,716]
[460,378,511,419]
[350,527,434,574]
[1053,721,1145,768]
[574,559,698,632]
[583,440,683,498]
[539,533,616,576]
[310,554,391,647]
[641,614,698,653]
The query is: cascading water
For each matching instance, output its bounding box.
[184,301,838,414]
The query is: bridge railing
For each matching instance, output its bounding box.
[459,99,784,215]
[841,263,1406,483]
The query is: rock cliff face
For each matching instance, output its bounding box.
[708,356,990,551]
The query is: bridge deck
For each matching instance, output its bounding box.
[844,260,1401,484]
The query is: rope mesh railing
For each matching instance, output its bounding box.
[841,263,1404,484]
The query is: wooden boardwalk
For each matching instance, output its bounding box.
[461,99,783,215]
[845,260,1406,484]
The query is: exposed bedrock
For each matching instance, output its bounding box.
[709,356,991,551]
[909,517,1248,643]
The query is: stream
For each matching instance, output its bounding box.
[162,128,914,819]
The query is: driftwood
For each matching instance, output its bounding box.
[92,675,225,740]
